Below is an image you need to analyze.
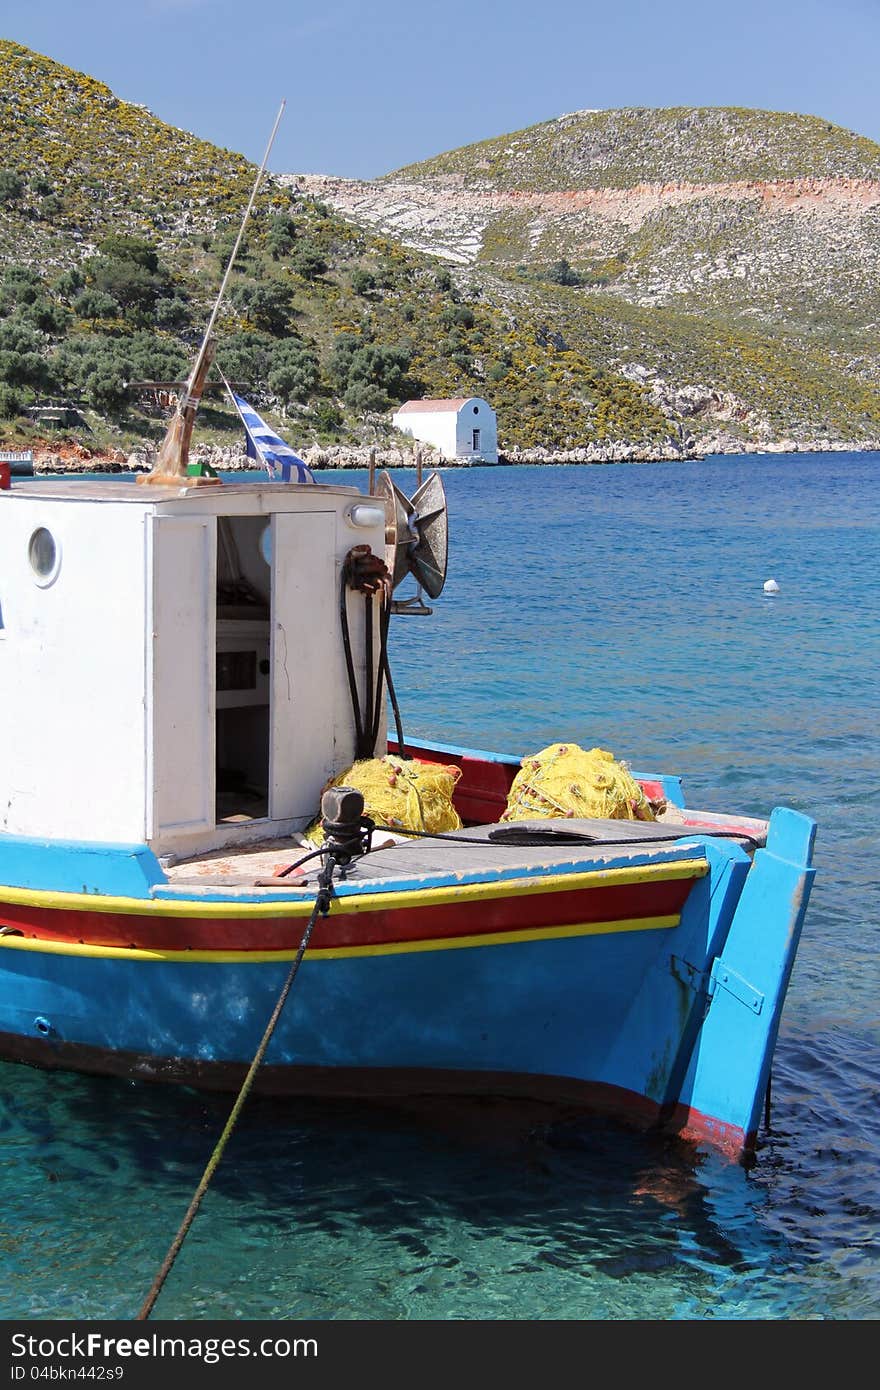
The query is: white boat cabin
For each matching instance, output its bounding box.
[0,478,386,859]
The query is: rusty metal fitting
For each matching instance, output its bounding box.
[343,544,392,598]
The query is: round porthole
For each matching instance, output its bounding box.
[28,527,61,586]
[473,405,479,414]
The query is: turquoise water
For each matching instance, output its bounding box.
[2,452,878,1320]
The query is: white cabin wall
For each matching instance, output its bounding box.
[0,499,149,842]
[1,482,388,859]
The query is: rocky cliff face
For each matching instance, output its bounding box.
[286,165,880,334]
[286,172,880,273]
[280,108,880,454]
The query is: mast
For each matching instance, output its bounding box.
[139,100,286,486]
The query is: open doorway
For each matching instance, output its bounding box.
[215,515,272,822]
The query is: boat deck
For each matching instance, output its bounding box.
[162,813,760,897]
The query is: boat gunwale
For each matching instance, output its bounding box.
[0,853,711,917]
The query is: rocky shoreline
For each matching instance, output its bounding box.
[18,432,880,474]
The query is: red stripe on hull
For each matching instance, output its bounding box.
[0,877,694,952]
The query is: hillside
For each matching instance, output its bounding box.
[290,108,880,453]
[373,107,880,345]
[1,42,879,462]
[391,106,880,187]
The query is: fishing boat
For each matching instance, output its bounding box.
[0,442,817,1163]
[0,115,817,1167]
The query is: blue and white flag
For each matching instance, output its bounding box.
[225,382,315,483]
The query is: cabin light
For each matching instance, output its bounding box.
[347,503,386,530]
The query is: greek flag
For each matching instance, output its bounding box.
[226,383,315,483]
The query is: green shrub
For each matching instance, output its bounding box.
[215,331,276,398]
[0,169,24,204]
[97,234,160,272]
[228,278,291,334]
[52,268,85,302]
[329,332,414,411]
[350,268,376,296]
[1,265,43,308]
[266,214,297,260]
[289,240,327,280]
[20,296,71,334]
[267,339,319,404]
[544,258,581,286]
[0,382,24,417]
[311,399,343,435]
[74,289,120,324]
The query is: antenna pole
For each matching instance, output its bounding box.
[191,99,286,384]
[140,99,286,485]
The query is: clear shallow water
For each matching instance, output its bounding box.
[2,452,878,1321]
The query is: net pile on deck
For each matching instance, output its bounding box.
[306,755,463,842]
[502,743,656,822]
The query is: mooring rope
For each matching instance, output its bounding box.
[136,859,336,1321]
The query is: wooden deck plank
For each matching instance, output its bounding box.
[161,817,711,893]
[345,819,701,879]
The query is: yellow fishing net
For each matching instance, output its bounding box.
[502,743,655,823]
[305,754,463,842]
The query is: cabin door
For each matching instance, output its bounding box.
[150,515,216,835]
[269,509,338,821]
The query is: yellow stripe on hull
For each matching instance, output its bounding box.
[0,858,707,919]
[0,913,683,963]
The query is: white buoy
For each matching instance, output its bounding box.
[763,578,780,595]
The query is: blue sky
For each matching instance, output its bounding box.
[4,1,879,179]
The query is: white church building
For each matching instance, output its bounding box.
[391,397,498,464]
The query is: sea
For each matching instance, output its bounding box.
[1,450,878,1325]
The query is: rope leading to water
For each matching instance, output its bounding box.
[136,861,335,1321]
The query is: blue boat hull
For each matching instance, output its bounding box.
[0,809,817,1158]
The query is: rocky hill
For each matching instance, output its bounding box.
[1,41,879,463]
[288,107,880,454]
